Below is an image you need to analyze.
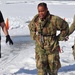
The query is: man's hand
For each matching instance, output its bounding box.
[6,35,13,45]
[64,36,69,41]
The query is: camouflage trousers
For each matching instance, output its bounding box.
[35,45,61,75]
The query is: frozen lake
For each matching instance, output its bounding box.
[0,0,75,75]
[1,35,34,58]
[0,35,36,74]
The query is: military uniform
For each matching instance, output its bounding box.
[28,12,69,75]
[0,11,4,58]
[69,15,75,35]
[69,15,75,60]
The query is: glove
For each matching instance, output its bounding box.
[6,35,13,45]
[64,36,69,41]
[72,45,74,50]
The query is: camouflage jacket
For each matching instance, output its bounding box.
[69,15,75,35]
[28,13,69,50]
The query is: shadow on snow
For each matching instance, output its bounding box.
[59,64,75,72]
[14,68,37,75]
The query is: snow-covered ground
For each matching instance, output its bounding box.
[0,0,75,75]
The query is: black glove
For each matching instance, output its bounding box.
[72,45,74,50]
[6,35,13,45]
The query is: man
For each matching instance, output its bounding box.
[69,15,75,35]
[69,15,75,60]
[0,11,13,58]
[28,2,69,75]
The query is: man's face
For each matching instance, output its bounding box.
[38,6,48,19]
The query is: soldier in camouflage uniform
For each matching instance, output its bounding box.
[69,15,75,60]
[28,3,69,75]
[0,11,13,58]
[69,15,75,35]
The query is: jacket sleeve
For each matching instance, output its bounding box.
[69,15,75,35]
[28,19,36,40]
[56,17,69,41]
[0,11,4,23]
[69,23,75,35]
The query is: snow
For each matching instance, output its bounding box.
[0,0,75,75]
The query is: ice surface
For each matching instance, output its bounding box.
[0,0,75,75]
